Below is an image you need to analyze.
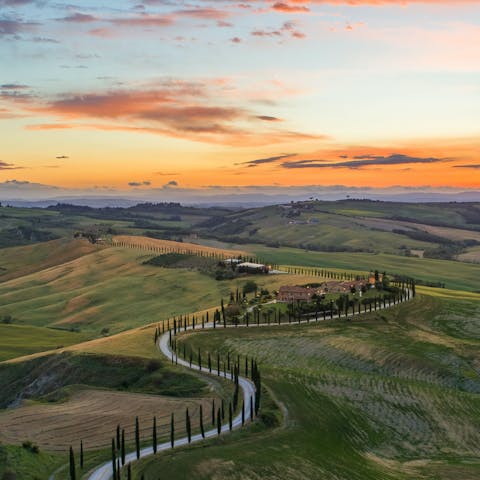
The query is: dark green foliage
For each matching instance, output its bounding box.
[135,417,140,460]
[121,429,125,465]
[152,416,157,454]
[69,446,76,480]
[186,408,191,443]
[217,408,222,435]
[199,405,205,438]
[111,439,116,480]
[0,352,206,408]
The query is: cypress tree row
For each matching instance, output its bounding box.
[69,445,76,480]
[135,416,140,460]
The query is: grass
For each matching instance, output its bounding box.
[131,290,480,480]
[247,244,480,292]
[0,324,89,361]
[0,241,340,340]
[0,444,65,480]
[0,237,99,283]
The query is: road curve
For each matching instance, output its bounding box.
[87,323,256,480]
[87,290,412,480]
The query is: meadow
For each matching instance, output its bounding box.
[0,221,479,480]
[134,289,480,480]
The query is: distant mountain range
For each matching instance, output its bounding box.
[3,190,480,208]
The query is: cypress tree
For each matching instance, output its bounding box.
[80,440,84,469]
[111,439,116,480]
[170,413,175,448]
[228,403,233,431]
[135,416,140,460]
[153,416,157,454]
[116,424,121,451]
[121,429,125,465]
[211,399,215,425]
[208,352,212,373]
[186,408,191,443]
[198,348,202,370]
[69,446,76,480]
[250,396,254,420]
[241,400,245,425]
[217,408,222,435]
[200,404,205,438]
[127,463,131,480]
[221,398,225,420]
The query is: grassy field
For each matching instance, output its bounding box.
[0,238,100,283]
[0,324,89,361]
[133,289,480,480]
[0,227,478,479]
[247,244,480,292]
[0,239,337,340]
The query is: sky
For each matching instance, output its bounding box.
[1,0,480,200]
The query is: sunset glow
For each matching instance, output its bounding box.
[1,0,480,194]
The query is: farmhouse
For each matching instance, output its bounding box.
[237,262,269,274]
[277,285,319,302]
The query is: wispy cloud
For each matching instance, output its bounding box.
[240,153,297,167]
[453,164,480,169]
[282,154,451,169]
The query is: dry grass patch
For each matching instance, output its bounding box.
[0,389,212,452]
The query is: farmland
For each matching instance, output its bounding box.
[134,289,480,480]
[0,200,479,480]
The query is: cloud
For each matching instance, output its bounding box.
[241,153,297,167]
[108,14,174,28]
[453,164,480,169]
[0,0,36,5]
[281,153,451,169]
[1,83,29,89]
[55,155,69,159]
[16,81,324,146]
[163,180,178,188]
[252,21,305,40]
[0,17,38,36]
[175,8,230,20]
[256,115,282,121]
[56,13,98,23]
[272,2,310,13]
[0,161,23,170]
[128,180,151,187]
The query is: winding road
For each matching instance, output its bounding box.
[86,289,412,480]
[87,323,256,480]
